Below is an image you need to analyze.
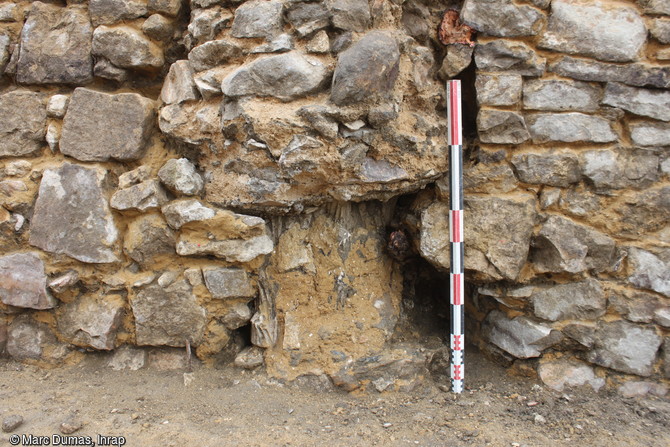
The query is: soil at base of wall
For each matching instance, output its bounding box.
[1,347,668,447]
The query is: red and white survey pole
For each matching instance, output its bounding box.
[447,80,464,394]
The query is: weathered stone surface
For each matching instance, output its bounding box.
[0,3,18,22]
[203,267,256,300]
[222,52,328,101]
[176,209,274,263]
[57,295,125,350]
[419,201,451,271]
[610,290,660,324]
[475,74,522,106]
[511,151,580,187]
[30,163,118,264]
[331,31,400,106]
[477,110,529,144]
[475,41,546,76]
[188,40,242,72]
[483,310,562,359]
[142,14,174,41]
[187,7,233,46]
[118,166,151,189]
[550,56,670,89]
[16,2,93,85]
[458,162,518,194]
[123,214,176,265]
[531,279,606,321]
[132,280,207,347]
[161,199,216,230]
[47,94,69,118]
[7,315,69,361]
[194,68,226,99]
[630,122,670,146]
[587,320,661,376]
[328,0,370,32]
[664,337,670,379]
[0,91,46,158]
[108,345,147,370]
[158,158,204,196]
[619,381,668,398]
[94,57,128,82]
[148,0,181,17]
[161,61,198,105]
[527,113,617,143]
[651,18,670,44]
[92,25,164,70]
[234,346,264,369]
[628,248,670,297]
[523,79,600,112]
[287,2,330,37]
[90,0,147,26]
[581,149,659,190]
[60,88,154,162]
[110,180,168,212]
[306,30,330,54]
[603,83,670,121]
[250,33,294,54]
[0,252,54,310]
[221,302,253,330]
[465,195,536,280]
[0,34,9,75]
[538,359,605,392]
[531,215,616,274]
[462,0,544,37]
[539,0,646,62]
[639,0,670,14]
[0,317,7,356]
[1,414,23,433]
[610,186,670,236]
[438,44,474,79]
[231,0,283,40]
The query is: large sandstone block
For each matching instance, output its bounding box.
[523,79,601,112]
[0,252,55,310]
[539,0,646,62]
[331,31,400,106]
[603,83,670,121]
[0,91,46,158]
[132,280,207,347]
[462,0,544,37]
[30,163,118,264]
[60,88,155,162]
[16,2,93,85]
[57,295,125,350]
[527,113,617,143]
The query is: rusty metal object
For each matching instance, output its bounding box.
[438,9,475,47]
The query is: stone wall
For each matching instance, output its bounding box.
[0,0,668,393]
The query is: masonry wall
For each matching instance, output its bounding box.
[0,0,668,393]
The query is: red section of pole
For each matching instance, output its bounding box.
[447,80,464,394]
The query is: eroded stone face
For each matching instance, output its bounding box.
[17,2,93,85]
[587,321,661,376]
[57,295,125,350]
[0,252,55,310]
[462,0,544,37]
[0,91,46,158]
[30,163,118,264]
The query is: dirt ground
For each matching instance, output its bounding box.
[0,347,668,447]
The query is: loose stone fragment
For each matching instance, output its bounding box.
[92,25,165,70]
[110,180,169,212]
[331,31,400,106]
[2,415,23,433]
[231,0,284,40]
[222,52,328,101]
[132,280,207,347]
[161,199,216,230]
[47,95,69,118]
[234,346,264,369]
[477,110,529,144]
[203,268,256,300]
[306,31,330,54]
[531,279,606,321]
[221,303,253,330]
[539,0,646,63]
[0,252,55,310]
[483,310,562,359]
[602,82,670,121]
[57,295,125,350]
[461,0,544,37]
[60,88,155,162]
[523,79,601,112]
[475,74,522,106]
[538,359,605,392]
[123,214,176,266]
[618,381,668,398]
[527,113,617,143]
[16,2,93,85]
[587,320,661,376]
[0,91,46,158]
[511,152,580,187]
[475,41,546,76]
[158,158,204,196]
[161,61,199,105]
[30,163,118,264]
[530,215,616,274]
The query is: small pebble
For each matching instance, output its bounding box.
[382,422,393,428]
[60,418,83,434]
[2,415,24,433]
[534,414,546,424]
